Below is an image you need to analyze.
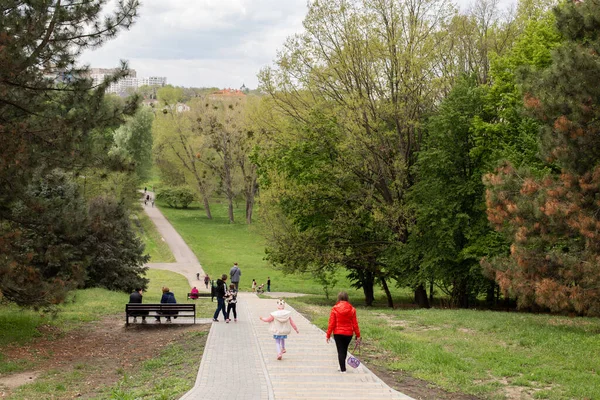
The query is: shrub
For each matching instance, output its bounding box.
[156,186,195,208]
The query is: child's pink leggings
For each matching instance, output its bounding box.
[276,338,285,354]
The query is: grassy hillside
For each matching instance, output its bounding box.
[156,199,412,304]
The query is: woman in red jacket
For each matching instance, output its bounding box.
[326,291,361,372]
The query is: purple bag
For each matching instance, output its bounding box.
[346,340,361,368]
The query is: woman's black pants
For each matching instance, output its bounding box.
[333,334,353,372]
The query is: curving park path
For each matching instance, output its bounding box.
[142,197,413,400]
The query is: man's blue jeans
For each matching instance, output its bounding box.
[213,297,227,320]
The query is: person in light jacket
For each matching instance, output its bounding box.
[326,291,361,373]
[260,299,299,360]
[230,262,242,290]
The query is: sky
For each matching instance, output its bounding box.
[80,0,516,90]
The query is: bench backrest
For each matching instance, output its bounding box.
[126,304,195,312]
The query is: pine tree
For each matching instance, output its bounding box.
[0,1,140,308]
[484,0,600,316]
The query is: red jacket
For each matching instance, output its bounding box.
[326,301,360,339]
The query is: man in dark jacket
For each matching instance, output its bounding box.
[129,288,147,324]
[212,274,229,322]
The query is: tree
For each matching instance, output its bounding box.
[112,106,154,182]
[200,98,246,223]
[0,169,89,308]
[84,196,149,292]
[0,0,142,308]
[484,0,600,316]
[258,0,456,306]
[153,88,215,219]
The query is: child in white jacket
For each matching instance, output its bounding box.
[260,299,299,360]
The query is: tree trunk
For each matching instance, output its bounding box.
[227,196,234,223]
[202,196,212,220]
[455,279,469,308]
[414,284,430,308]
[429,278,434,304]
[246,196,253,224]
[486,279,496,307]
[362,269,375,306]
[245,180,258,224]
[381,277,394,308]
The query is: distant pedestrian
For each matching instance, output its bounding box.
[260,299,299,360]
[151,197,154,207]
[326,291,361,373]
[267,277,271,292]
[213,274,228,322]
[225,284,238,322]
[128,288,147,324]
[252,279,257,292]
[144,187,147,193]
[230,262,241,290]
[204,274,210,289]
[196,272,200,280]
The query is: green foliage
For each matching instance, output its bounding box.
[484,0,600,316]
[156,187,195,209]
[407,77,506,306]
[0,0,141,309]
[0,169,89,308]
[84,196,150,292]
[112,107,155,181]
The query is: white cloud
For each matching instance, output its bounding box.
[80,0,517,89]
[80,0,308,88]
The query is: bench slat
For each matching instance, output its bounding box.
[125,304,196,326]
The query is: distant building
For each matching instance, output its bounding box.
[208,88,247,99]
[88,68,166,94]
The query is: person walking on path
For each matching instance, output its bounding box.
[213,274,229,322]
[225,284,238,322]
[156,287,177,324]
[326,291,361,373]
[128,288,147,324]
[230,262,241,290]
[196,272,200,280]
[267,277,271,292]
[204,274,210,289]
[251,279,257,292]
[260,299,299,360]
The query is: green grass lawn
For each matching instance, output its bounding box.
[155,199,412,303]
[0,270,213,375]
[151,198,600,399]
[132,208,175,263]
[288,296,600,400]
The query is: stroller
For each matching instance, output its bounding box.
[256,283,265,294]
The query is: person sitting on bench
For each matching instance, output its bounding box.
[189,286,199,299]
[129,288,147,324]
[156,287,177,323]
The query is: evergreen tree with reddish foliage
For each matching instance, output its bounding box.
[484,0,600,316]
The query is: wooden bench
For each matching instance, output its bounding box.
[187,292,213,301]
[125,304,196,326]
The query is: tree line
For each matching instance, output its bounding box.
[250,0,600,316]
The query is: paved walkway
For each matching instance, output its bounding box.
[142,198,413,400]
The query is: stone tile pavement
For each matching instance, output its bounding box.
[142,196,413,399]
[180,293,413,400]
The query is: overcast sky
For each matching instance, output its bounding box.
[80,0,516,90]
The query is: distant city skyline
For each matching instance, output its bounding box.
[80,0,517,89]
